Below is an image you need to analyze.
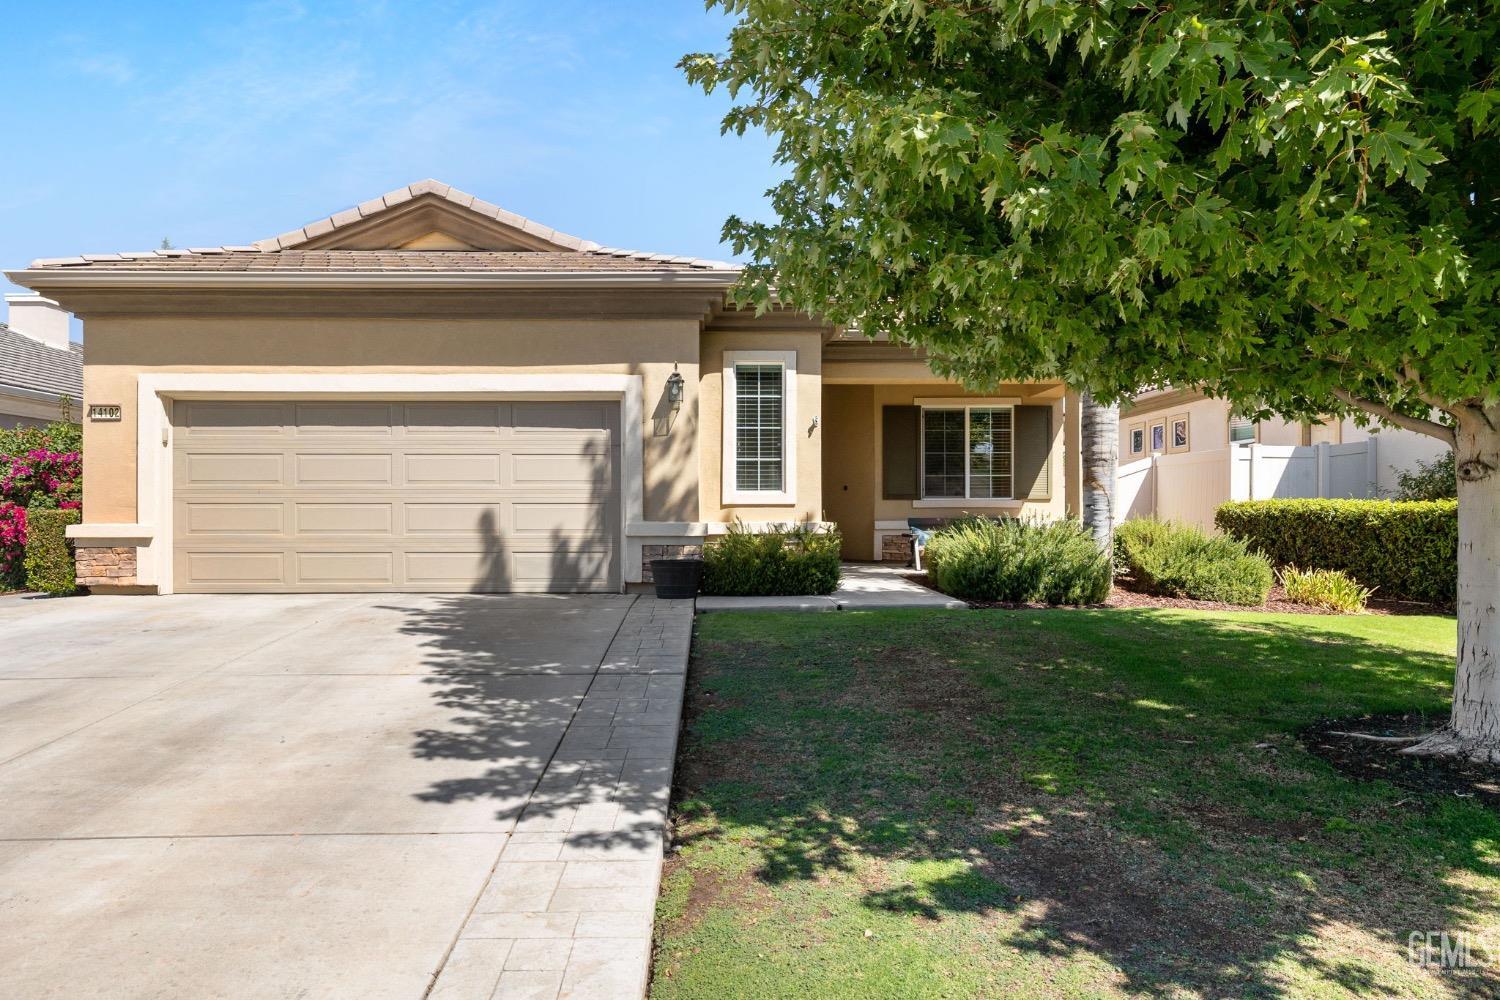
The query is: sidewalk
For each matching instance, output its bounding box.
[430,597,695,1000]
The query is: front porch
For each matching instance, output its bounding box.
[820,334,1083,561]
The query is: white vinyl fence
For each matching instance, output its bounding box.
[1117,439,1382,532]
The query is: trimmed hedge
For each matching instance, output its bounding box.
[925,517,1111,605]
[701,524,842,596]
[1116,518,1273,606]
[24,507,80,596]
[1215,499,1457,604]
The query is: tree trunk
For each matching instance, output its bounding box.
[1079,390,1119,553]
[1405,406,1500,761]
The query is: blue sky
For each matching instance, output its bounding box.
[1,1,778,314]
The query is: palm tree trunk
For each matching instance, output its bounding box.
[1080,389,1119,553]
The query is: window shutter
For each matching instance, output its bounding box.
[1012,405,1054,501]
[881,405,921,499]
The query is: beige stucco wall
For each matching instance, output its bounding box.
[697,329,824,524]
[78,315,703,525]
[1121,394,1311,458]
[1121,395,1230,458]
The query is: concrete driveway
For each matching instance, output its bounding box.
[0,592,690,1000]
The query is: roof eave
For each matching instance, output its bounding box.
[0,382,73,404]
[3,268,744,292]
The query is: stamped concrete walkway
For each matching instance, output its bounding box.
[0,592,691,1000]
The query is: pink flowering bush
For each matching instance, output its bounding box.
[0,503,25,584]
[0,419,82,590]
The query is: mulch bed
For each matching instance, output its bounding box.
[907,572,1449,617]
[1300,711,1500,809]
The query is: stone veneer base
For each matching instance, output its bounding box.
[75,545,139,588]
[640,544,703,583]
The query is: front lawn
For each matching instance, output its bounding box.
[653,609,1499,999]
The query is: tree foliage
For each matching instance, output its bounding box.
[685,0,1499,428]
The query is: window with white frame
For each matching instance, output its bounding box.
[734,363,784,492]
[921,406,1014,500]
[1228,415,1256,443]
[722,350,797,504]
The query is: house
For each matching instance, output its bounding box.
[0,293,81,428]
[1118,386,1450,529]
[4,180,1081,595]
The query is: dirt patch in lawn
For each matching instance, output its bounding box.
[1302,711,1500,809]
[839,646,1259,962]
[908,573,1449,617]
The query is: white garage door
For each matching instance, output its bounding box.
[171,399,620,593]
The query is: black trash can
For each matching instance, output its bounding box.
[651,558,703,599]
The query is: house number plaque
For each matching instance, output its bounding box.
[88,404,122,422]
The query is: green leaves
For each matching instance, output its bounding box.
[693,0,1500,418]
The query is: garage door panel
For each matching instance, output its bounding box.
[404,551,509,588]
[293,402,397,433]
[295,504,394,535]
[405,503,505,535]
[177,400,290,432]
[184,552,286,584]
[513,401,611,432]
[296,552,395,585]
[512,502,610,534]
[183,503,284,535]
[174,399,619,593]
[513,550,612,589]
[511,453,611,486]
[405,402,505,433]
[183,453,284,485]
[295,453,394,485]
[405,454,502,484]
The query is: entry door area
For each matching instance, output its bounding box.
[171,399,620,593]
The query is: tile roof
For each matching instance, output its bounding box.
[28,249,735,273]
[25,179,738,275]
[0,325,83,400]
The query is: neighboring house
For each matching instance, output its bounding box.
[0,294,81,428]
[5,179,1084,594]
[1118,386,1450,529]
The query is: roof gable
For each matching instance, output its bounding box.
[254,179,600,253]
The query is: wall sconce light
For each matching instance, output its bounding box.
[666,366,685,412]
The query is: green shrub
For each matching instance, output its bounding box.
[925,517,1112,605]
[1279,566,1374,613]
[1115,518,1273,606]
[1392,451,1457,501]
[701,523,842,596]
[23,508,80,596]
[1215,499,1456,604]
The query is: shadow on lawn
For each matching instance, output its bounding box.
[670,609,1498,999]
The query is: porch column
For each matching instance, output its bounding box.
[1064,389,1083,517]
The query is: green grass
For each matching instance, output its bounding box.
[652,608,1500,999]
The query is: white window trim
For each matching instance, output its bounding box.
[918,403,1017,503]
[722,349,797,505]
[1228,415,1258,445]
